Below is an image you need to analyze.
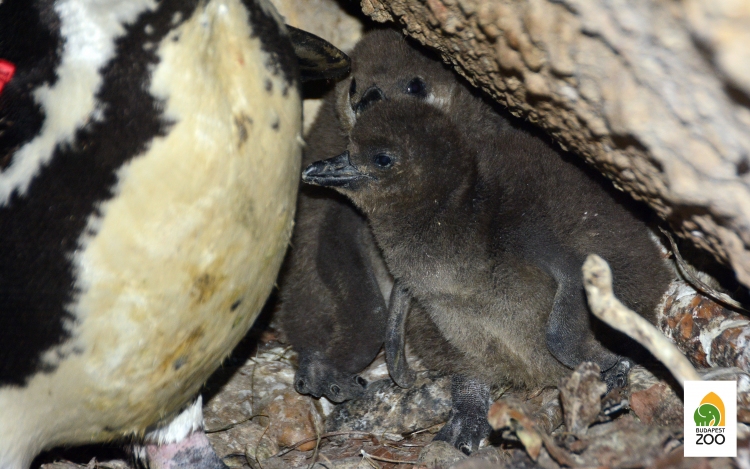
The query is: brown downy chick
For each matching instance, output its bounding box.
[278,28,467,403]
[303,98,673,451]
[334,29,458,132]
[277,96,387,403]
[335,29,512,140]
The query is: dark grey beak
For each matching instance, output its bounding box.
[302,152,366,187]
[287,26,350,83]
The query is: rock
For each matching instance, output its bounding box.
[204,346,324,460]
[359,352,392,383]
[206,419,278,466]
[264,390,324,450]
[447,446,508,469]
[257,456,295,469]
[326,372,451,435]
[299,457,368,469]
[418,441,467,468]
[630,382,683,427]
[558,362,607,437]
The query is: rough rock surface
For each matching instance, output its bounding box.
[358,0,750,290]
[202,344,325,467]
[417,440,467,467]
[326,372,451,435]
[36,330,749,469]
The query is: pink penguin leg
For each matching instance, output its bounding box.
[135,396,227,469]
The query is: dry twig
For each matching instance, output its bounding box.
[360,451,383,469]
[248,415,273,469]
[360,450,417,465]
[659,227,749,313]
[582,254,701,386]
[205,413,268,433]
[272,431,382,457]
[307,400,324,469]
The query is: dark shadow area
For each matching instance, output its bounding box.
[725,81,750,110]
[666,207,750,309]
[302,76,338,101]
[335,0,371,23]
[32,443,131,469]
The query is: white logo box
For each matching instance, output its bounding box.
[684,380,737,457]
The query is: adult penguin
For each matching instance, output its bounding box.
[0,0,348,468]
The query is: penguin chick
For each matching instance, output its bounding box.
[277,90,390,403]
[334,28,488,134]
[277,31,392,406]
[334,28,512,143]
[278,28,455,403]
[303,98,673,451]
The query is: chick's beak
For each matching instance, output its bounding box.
[302,151,366,187]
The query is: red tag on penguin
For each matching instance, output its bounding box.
[0,60,16,95]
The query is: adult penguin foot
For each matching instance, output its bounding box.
[141,432,227,469]
[135,397,228,469]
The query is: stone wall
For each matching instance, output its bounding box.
[361,0,750,289]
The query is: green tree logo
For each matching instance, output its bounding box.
[694,392,725,427]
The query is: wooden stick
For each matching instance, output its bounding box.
[360,450,418,465]
[582,254,701,387]
[272,431,383,457]
[659,227,749,313]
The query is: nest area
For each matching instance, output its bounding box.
[30,265,750,469]
[34,0,750,467]
[35,270,750,469]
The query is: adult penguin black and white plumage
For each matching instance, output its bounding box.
[0,0,348,468]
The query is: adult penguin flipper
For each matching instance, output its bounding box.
[286,26,351,83]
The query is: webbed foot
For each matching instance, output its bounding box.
[135,396,227,469]
[294,352,368,403]
[141,431,228,469]
[433,375,492,455]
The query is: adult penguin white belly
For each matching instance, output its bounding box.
[0,0,345,467]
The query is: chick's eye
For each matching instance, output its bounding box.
[349,78,357,97]
[373,153,393,168]
[406,77,426,97]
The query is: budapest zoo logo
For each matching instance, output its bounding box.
[693,392,726,446]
